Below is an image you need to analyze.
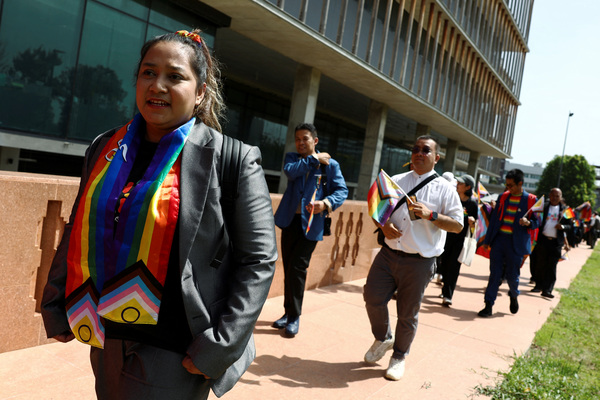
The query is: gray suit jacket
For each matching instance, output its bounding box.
[41,121,277,397]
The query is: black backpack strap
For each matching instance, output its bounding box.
[220,134,243,210]
[210,134,243,269]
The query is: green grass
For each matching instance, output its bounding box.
[474,247,600,399]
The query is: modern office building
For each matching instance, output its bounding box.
[0,0,534,199]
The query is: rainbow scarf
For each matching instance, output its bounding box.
[65,114,194,348]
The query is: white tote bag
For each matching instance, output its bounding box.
[458,228,477,266]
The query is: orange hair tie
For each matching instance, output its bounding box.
[175,30,203,47]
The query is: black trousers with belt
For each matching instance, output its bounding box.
[532,235,562,294]
[280,214,318,318]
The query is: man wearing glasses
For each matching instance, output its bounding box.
[363,136,463,380]
[477,168,539,317]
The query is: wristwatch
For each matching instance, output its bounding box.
[429,211,438,221]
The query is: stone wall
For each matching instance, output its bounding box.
[0,172,378,353]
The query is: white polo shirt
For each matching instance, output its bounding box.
[385,170,464,258]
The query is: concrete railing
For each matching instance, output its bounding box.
[0,171,379,353]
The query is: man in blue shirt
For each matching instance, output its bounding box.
[273,123,348,337]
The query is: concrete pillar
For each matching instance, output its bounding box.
[356,100,388,200]
[468,150,481,181]
[0,147,20,171]
[278,65,321,193]
[442,139,458,173]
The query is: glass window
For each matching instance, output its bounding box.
[95,0,150,19]
[379,144,411,176]
[149,1,216,48]
[222,82,289,174]
[0,0,84,136]
[314,117,363,183]
[67,1,146,140]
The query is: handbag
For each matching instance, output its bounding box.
[323,214,332,236]
[458,227,477,266]
[321,170,332,236]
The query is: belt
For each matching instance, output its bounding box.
[542,235,557,240]
[383,243,424,259]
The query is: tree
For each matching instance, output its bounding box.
[537,155,596,208]
[11,46,62,85]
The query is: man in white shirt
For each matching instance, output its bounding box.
[531,188,571,298]
[363,136,463,380]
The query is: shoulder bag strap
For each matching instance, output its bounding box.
[388,172,440,216]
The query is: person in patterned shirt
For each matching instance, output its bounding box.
[478,169,540,317]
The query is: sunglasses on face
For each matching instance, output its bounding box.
[411,145,433,155]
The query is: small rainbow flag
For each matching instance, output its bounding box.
[527,195,545,215]
[576,202,592,222]
[478,182,490,200]
[368,170,403,225]
[563,207,575,219]
[305,187,318,235]
[305,175,322,235]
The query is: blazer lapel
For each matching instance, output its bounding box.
[178,122,215,268]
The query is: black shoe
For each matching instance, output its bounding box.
[478,302,493,317]
[541,292,555,299]
[284,317,299,337]
[530,287,542,293]
[510,296,519,314]
[272,314,288,329]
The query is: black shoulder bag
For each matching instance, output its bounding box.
[375,173,439,246]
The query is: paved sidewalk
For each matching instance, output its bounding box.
[0,246,593,400]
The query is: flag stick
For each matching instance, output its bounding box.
[396,185,414,205]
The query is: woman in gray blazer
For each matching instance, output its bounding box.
[41,29,277,399]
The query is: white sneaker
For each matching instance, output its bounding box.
[364,336,394,363]
[385,357,405,380]
[442,297,452,306]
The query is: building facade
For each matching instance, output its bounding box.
[0,0,534,199]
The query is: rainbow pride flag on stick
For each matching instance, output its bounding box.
[563,207,575,219]
[305,187,318,235]
[526,195,545,216]
[367,170,405,225]
[477,182,490,202]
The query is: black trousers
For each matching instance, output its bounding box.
[532,235,561,294]
[440,246,462,300]
[280,214,318,318]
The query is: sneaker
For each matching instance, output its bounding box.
[442,297,452,307]
[272,314,288,329]
[384,357,405,380]
[509,296,519,314]
[364,336,394,364]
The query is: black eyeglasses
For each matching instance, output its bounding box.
[411,145,433,155]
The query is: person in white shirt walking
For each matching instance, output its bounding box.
[363,136,463,380]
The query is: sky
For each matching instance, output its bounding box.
[509,0,600,168]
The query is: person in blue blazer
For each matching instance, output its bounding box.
[273,123,348,336]
[478,169,540,318]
